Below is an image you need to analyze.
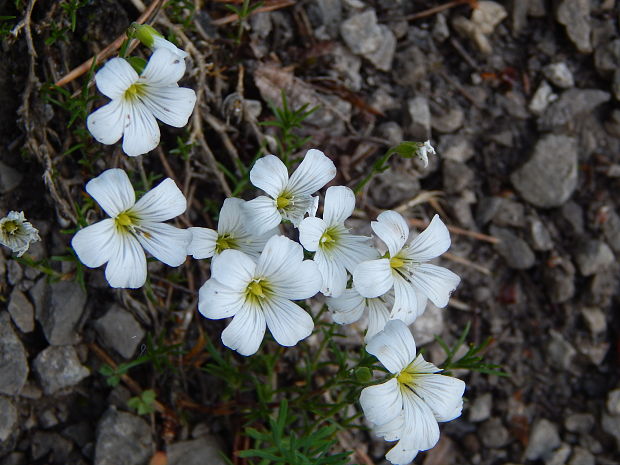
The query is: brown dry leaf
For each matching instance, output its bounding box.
[149,451,167,465]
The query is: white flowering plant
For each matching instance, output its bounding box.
[11,16,507,465]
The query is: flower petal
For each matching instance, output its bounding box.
[374,412,405,441]
[270,260,322,300]
[198,278,245,319]
[188,227,217,259]
[413,370,465,422]
[245,196,281,235]
[298,216,326,252]
[238,227,279,258]
[218,197,246,234]
[371,211,410,257]
[86,99,125,145]
[105,233,147,288]
[401,389,440,452]
[71,219,117,268]
[256,235,302,279]
[221,302,266,356]
[263,296,314,347]
[353,259,393,298]
[365,297,391,342]
[404,215,451,262]
[152,35,188,59]
[135,222,191,266]
[360,378,402,426]
[385,437,419,465]
[249,155,289,198]
[211,249,256,290]
[286,149,336,196]
[336,233,379,272]
[122,101,160,157]
[411,264,460,308]
[327,289,366,325]
[366,320,416,374]
[390,274,419,325]
[95,57,138,99]
[323,185,355,225]
[140,48,186,86]
[86,168,135,218]
[132,178,187,222]
[141,86,196,127]
[315,249,348,297]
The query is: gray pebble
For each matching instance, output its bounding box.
[556,0,592,53]
[546,443,572,465]
[411,303,444,346]
[526,216,554,251]
[538,89,610,131]
[568,447,594,465]
[37,280,87,345]
[167,437,228,465]
[543,62,575,88]
[407,96,431,140]
[469,393,492,423]
[574,239,615,276]
[492,199,525,228]
[602,208,620,254]
[547,330,577,370]
[7,288,34,333]
[443,160,474,195]
[0,162,23,194]
[94,305,145,359]
[510,134,578,208]
[607,388,620,416]
[490,226,536,270]
[594,38,620,77]
[431,107,464,133]
[479,418,510,448]
[580,307,607,336]
[564,413,595,433]
[0,313,29,396]
[524,418,561,460]
[439,135,474,163]
[94,408,153,465]
[340,10,395,71]
[0,397,18,442]
[33,345,90,395]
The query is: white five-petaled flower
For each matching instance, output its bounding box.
[417,140,436,168]
[360,320,465,465]
[327,287,427,342]
[87,48,197,157]
[298,186,377,297]
[0,211,40,257]
[71,169,192,289]
[188,197,277,259]
[245,149,336,234]
[198,235,322,356]
[353,212,460,323]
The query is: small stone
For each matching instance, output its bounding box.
[547,330,576,370]
[525,418,561,461]
[469,393,492,423]
[544,261,575,303]
[0,313,29,395]
[612,69,620,101]
[574,239,615,276]
[167,437,227,465]
[477,197,503,225]
[0,452,26,465]
[364,25,396,71]
[432,13,450,42]
[560,202,584,234]
[543,62,575,88]
[526,216,554,251]
[529,0,547,16]
[538,89,610,131]
[479,418,510,448]
[407,97,431,140]
[492,199,525,227]
[529,80,557,115]
[37,280,87,345]
[439,135,474,163]
[443,160,474,194]
[340,10,395,71]
[511,0,528,33]
[510,134,578,208]
[546,443,572,465]
[490,226,536,270]
[31,431,73,462]
[594,39,620,76]
[607,388,620,416]
[62,422,93,448]
[7,288,34,333]
[556,0,592,53]
[580,307,606,336]
[0,397,18,441]
[94,305,145,359]
[431,107,464,133]
[602,414,620,449]
[377,122,403,147]
[7,261,22,286]
[33,345,90,395]
[568,447,594,465]
[94,408,153,465]
[411,303,444,346]
[564,413,595,433]
[0,161,23,194]
[579,341,609,365]
[452,1,507,54]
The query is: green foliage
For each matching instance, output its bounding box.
[61,0,90,32]
[128,389,157,415]
[166,0,196,30]
[169,134,195,161]
[99,333,185,387]
[261,91,319,166]
[225,0,263,44]
[437,322,509,377]
[14,249,86,289]
[238,400,352,465]
[0,16,16,38]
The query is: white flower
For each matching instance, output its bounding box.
[198,235,322,356]
[188,197,277,259]
[71,169,191,289]
[299,186,378,297]
[353,212,460,322]
[0,211,40,257]
[360,320,465,465]
[87,48,196,157]
[327,287,427,342]
[417,140,436,168]
[245,149,336,234]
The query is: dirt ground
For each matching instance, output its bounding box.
[1,0,620,464]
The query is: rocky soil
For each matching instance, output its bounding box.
[1,0,620,464]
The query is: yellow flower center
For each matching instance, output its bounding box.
[115,211,139,234]
[396,370,416,387]
[2,220,19,235]
[245,279,271,305]
[124,83,146,101]
[389,256,405,269]
[248,281,265,298]
[276,195,291,209]
[215,234,236,254]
